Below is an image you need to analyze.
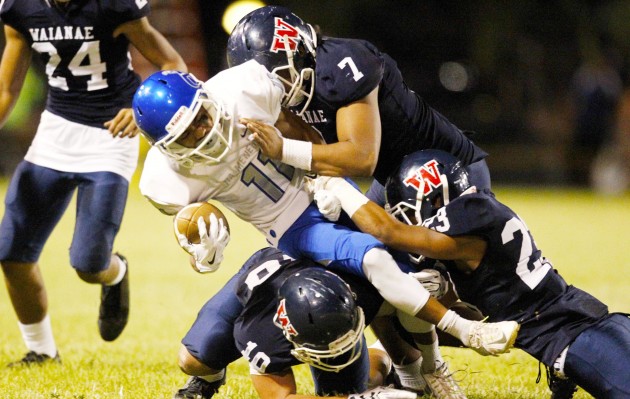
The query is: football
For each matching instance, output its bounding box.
[174,202,230,244]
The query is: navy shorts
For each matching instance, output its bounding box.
[0,161,128,272]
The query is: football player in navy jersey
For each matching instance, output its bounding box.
[227,5,488,391]
[310,149,630,399]
[227,5,491,208]
[220,247,416,399]
[0,0,186,366]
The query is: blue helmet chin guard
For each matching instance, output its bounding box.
[132,70,233,166]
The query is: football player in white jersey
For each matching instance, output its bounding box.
[0,0,186,366]
[133,63,519,398]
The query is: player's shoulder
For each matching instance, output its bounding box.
[208,60,283,121]
[315,37,384,105]
[0,0,37,25]
[442,190,511,234]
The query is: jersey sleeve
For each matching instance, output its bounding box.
[0,0,26,29]
[139,148,208,209]
[316,38,384,107]
[424,192,500,237]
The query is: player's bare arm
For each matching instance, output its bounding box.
[353,201,486,271]
[245,88,381,177]
[243,107,325,158]
[0,25,32,128]
[104,17,187,138]
[317,86,382,176]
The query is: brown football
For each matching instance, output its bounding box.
[173,202,230,244]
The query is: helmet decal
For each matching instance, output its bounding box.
[270,18,300,53]
[403,160,443,195]
[274,298,298,337]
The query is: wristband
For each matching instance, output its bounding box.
[281,138,312,171]
[327,178,369,218]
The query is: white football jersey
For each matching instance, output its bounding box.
[140,60,313,246]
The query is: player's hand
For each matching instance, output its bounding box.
[409,269,449,299]
[348,386,417,399]
[175,214,230,273]
[104,108,140,138]
[314,189,342,221]
[241,118,283,159]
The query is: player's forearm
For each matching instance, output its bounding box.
[311,141,376,176]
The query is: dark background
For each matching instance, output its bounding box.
[3,0,630,191]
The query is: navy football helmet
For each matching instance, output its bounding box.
[385,149,472,227]
[132,70,233,166]
[227,5,317,115]
[274,267,365,372]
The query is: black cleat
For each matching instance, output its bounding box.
[98,253,130,341]
[547,366,577,399]
[7,351,61,367]
[173,373,226,399]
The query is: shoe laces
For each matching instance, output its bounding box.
[423,362,468,399]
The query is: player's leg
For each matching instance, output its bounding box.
[174,271,244,399]
[0,162,76,365]
[562,313,630,398]
[71,171,129,341]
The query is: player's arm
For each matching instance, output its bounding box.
[244,87,381,176]
[106,17,186,138]
[311,86,382,176]
[114,16,186,71]
[322,178,486,268]
[0,25,32,129]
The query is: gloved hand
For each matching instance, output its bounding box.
[176,213,230,273]
[348,386,417,399]
[409,268,449,299]
[314,189,342,221]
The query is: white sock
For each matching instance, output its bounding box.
[18,314,57,358]
[416,330,444,373]
[393,356,427,391]
[105,254,127,286]
[198,369,225,383]
[436,309,474,347]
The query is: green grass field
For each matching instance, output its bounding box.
[0,174,627,399]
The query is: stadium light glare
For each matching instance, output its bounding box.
[222,0,266,35]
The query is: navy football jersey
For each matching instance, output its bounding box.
[233,247,382,374]
[422,189,608,365]
[0,0,149,127]
[294,37,488,184]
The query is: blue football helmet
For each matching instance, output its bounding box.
[132,70,233,166]
[227,5,317,115]
[385,150,472,228]
[274,267,365,372]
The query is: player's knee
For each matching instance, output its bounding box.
[177,345,217,375]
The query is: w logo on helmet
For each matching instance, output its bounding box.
[403,160,443,195]
[270,17,299,53]
[274,299,298,336]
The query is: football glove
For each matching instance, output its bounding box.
[409,269,449,299]
[176,213,230,273]
[348,386,417,399]
[314,189,342,222]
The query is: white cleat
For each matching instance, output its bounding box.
[467,320,519,356]
[423,361,467,399]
